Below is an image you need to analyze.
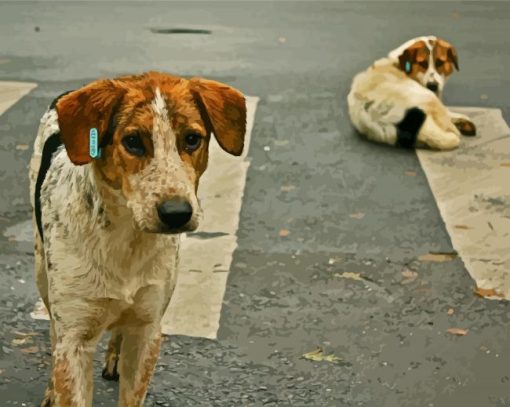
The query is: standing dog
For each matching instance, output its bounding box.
[348,36,476,150]
[28,72,246,406]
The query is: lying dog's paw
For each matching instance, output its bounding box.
[454,119,477,136]
[102,359,120,382]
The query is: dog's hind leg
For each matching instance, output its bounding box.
[102,329,122,381]
[395,107,426,148]
[417,115,460,150]
[448,110,477,136]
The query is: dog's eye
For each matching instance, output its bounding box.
[122,134,146,157]
[184,133,202,152]
[436,60,444,67]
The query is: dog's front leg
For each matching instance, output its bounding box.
[118,323,162,407]
[49,300,108,407]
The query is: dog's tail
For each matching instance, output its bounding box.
[395,107,426,148]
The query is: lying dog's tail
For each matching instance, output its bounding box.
[395,107,426,148]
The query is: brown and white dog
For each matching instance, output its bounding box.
[28,72,246,406]
[348,36,476,150]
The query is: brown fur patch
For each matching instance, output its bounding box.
[454,118,477,136]
[398,40,430,78]
[433,38,459,76]
[53,357,74,407]
[120,335,162,407]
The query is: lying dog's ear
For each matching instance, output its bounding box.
[55,80,126,165]
[435,39,459,73]
[190,78,247,156]
[398,41,429,74]
[447,45,459,71]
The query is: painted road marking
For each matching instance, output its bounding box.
[0,81,37,114]
[24,94,259,340]
[417,107,510,299]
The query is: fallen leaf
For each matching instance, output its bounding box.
[20,346,39,354]
[418,252,457,262]
[500,163,510,168]
[278,36,287,44]
[447,328,468,336]
[302,347,342,364]
[335,272,364,281]
[480,94,489,100]
[474,286,505,299]
[11,338,30,346]
[454,224,471,230]
[447,308,454,316]
[405,170,417,177]
[279,229,290,237]
[349,212,365,220]
[15,144,29,151]
[280,185,296,192]
[401,269,418,284]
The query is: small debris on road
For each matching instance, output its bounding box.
[418,252,457,262]
[280,185,296,192]
[447,328,468,336]
[15,144,29,151]
[20,345,39,354]
[474,286,505,299]
[454,224,471,230]
[302,347,342,364]
[447,308,455,316]
[349,212,365,220]
[335,272,364,281]
[401,269,418,284]
[279,229,290,237]
[405,170,417,177]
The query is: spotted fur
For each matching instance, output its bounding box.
[28,72,247,406]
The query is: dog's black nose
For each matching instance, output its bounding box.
[157,199,192,229]
[426,82,439,93]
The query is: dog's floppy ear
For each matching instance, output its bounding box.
[435,38,459,72]
[398,41,428,74]
[447,45,459,71]
[55,80,126,165]
[189,78,246,156]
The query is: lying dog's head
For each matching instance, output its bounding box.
[389,36,459,98]
[55,72,246,234]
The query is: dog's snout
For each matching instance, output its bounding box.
[426,82,439,93]
[157,199,192,229]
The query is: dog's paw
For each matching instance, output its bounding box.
[454,118,477,136]
[102,359,120,382]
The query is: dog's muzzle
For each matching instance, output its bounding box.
[157,198,193,230]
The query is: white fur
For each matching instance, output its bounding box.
[347,36,464,151]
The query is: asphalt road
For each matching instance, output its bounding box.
[1,2,510,406]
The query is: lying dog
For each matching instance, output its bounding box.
[348,36,476,150]
[28,72,246,406]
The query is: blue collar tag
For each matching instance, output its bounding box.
[405,61,412,73]
[89,128,101,159]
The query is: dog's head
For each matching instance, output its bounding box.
[55,72,246,234]
[389,36,459,98]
